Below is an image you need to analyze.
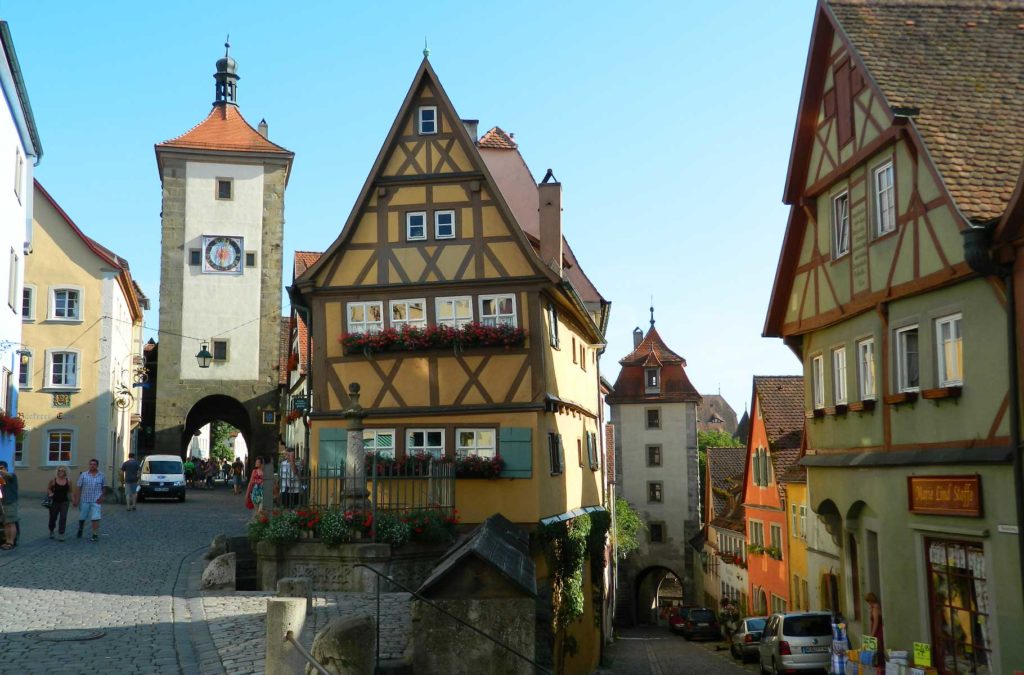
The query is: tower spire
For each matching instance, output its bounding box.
[423,37,430,59]
[649,300,655,329]
[214,36,240,106]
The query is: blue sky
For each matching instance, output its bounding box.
[3,1,814,414]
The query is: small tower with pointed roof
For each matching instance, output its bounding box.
[153,44,294,458]
[607,310,702,622]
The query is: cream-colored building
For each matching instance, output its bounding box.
[17,182,147,494]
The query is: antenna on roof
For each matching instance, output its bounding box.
[423,38,430,59]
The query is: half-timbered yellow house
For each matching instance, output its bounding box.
[292,57,610,673]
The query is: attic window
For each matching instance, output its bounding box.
[418,106,437,135]
[645,367,661,393]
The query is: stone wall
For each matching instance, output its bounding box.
[256,540,448,593]
[410,597,535,675]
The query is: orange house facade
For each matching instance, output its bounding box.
[742,376,803,616]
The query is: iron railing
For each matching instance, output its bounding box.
[284,630,332,675]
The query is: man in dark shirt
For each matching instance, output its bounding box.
[121,453,141,511]
[0,460,19,549]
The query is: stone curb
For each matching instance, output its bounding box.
[173,545,227,675]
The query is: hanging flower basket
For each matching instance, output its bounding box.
[340,323,527,355]
[285,409,302,423]
[0,414,25,441]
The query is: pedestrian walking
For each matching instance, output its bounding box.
[865,592,885,669]
[245,457,265,515]
[204,460,217,489]
[184,457,195,487]
[73,458,105,542]
[231,458,244,495]
[47,466,72,540]
[121,452,141,511]
[278,449,300,508]
[0,460,19,550]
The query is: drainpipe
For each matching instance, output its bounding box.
[962,224,1024,614]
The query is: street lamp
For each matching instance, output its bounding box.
[196,343,213,369]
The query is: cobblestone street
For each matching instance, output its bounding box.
[597,626,760,675]
[0,484,411,674]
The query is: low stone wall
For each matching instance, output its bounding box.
[256,540,447,592]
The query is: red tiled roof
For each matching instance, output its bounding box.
[477,126,517,150]
[604,423,615,484]
[278,317,291,386]
[707,447,747,519]
[779,463,807,484]
[828,0,1024,222]
[295,310,310,375]
[754,376,804,451]
[620,326,685,366]
[294,251,322,279]
[157,104,292,155]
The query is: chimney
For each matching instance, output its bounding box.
[538,169,562,275]
[633,327,643,348]
[461,119,479,141]
[257,118,269,138]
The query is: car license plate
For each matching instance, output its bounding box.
[698,622,709,627]
[155,487,169,492]
[802,646,828,653]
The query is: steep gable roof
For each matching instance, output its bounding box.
[707,447,747,518]
[828,0,1024,223]
[753,375,804,453]
[157,104,292,156]
[607,324,701,403]
[477,126,517,149]
[295,58,553,294]
[620,326,685,366]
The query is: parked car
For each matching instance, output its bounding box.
[758,611,833,674]
[681,607,721,641]
[731,616,768,662]
[668,606,698,635]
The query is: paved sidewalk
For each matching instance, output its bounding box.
[0,484,412,674]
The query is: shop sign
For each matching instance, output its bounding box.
[292,396,309,413]
[907,475,982,517]
[862,636,878,651]
[913,641,932,667]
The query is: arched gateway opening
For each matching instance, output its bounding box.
[635,566,685,625]
[182,395,253,459]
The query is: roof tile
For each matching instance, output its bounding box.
[158,104,292,155]
[477,126,517,150]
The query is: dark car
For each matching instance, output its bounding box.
[668,606,698,635]
[731,616,768,662]
[682,608,721,641]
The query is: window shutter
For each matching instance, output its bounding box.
[498,427,532,478]
[318,428,348,474]
[585,433,594,469]
[752,452,760,486]
[557,434,564,473]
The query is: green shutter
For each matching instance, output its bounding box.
[753,451,761,487]
[318,428,348,474]
[585,433,595,470]
[499,427,532,478]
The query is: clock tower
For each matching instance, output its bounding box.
[153,43,294,458]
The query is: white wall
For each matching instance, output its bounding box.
[188,424,210,458]
[179,160,263,380]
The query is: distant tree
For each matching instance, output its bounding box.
[613,497,645,560]
[209,421,236,462]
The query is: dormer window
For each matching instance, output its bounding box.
[418,106,437,135]
[645,367,661,393]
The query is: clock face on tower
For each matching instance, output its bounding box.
[201,235,244,274]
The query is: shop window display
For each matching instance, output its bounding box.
[926,539,991,675]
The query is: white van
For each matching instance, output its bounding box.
[138,454,187,502]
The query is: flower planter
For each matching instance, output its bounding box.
[340,323,527,356]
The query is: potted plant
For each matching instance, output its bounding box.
[747,543,765,555]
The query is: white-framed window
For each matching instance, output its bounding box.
[13,433,24,465]
[857,338,876,400]
[8,247,17,311]
[436,296,472,328]
[749,520,765,547]
[874,161,896,236]
[389,299,426,330]
[546,303,559,348]
[17,351,30,389]
[46,350,79,389]
[832,191,850,258]
[936,313,963,387]
[799,505,807,539]
[456,428,496,458]
[896,324,920,392]
[212,339,229,362]
[832,346,847,405]
[22,285,34,321]
[364,428,396,459]
[406,212,427,241]
[479,294,516,327]
[47,429,73,465]
[791,503,799,533]
[418,106,437,135]
[434,210,455,239]
[811,354,825,409]
[50,287,82,321]
[14,147,24,202]
[347,301,384,334]
[407,428,444,459]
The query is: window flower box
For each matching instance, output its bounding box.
[454,454,505,479]
[340,323,527,356]
[847,399,876,413]
[747,543,764,555]
[766,546,783,561]
[921,385,962,401]
[884,391,918,406]
[0,413,25,440]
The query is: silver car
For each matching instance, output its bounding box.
[758,611,833,674]
[731,616,768,662]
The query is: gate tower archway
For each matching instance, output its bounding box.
[182,395,253,459]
